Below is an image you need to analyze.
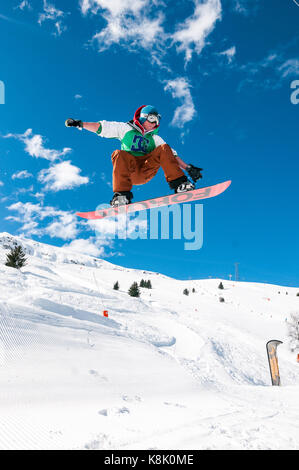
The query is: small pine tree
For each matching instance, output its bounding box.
[192,288,196,293]
[183,288,189,296]
[128,282,140,297]
[5,244,27,269]
[287,312,299,352]
[219,296,225,303]
[297,293,299,297]
[146,280,152,289]
[113,281,119,290]
[140,279,145,287]
[218,282,224,290]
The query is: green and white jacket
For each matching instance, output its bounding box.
[96,120,177,157]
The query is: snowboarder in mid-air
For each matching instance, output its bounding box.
[65,105,203,207]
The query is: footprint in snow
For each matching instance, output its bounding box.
[122,394,142,403]
[164,402,186,408]
[98,407,130,417]
[88,370,108,381]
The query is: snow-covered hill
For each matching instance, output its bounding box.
[0,232,298,450]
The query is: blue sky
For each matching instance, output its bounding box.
[0,0,298,286]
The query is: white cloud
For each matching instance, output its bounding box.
[80,0,148,16]
[16,185,34,194]
[278,59,299,78]
[172,0,222,64]
[164,78,196,128]
[32,192,45,200]
[85,0,221,65]
[6,201,79,240]
[0,181,4,187]
[4,128,71,162]
[238,52,299,92]
[7,201,55,222]
[63,237,105,257]
[38,0,64,23]
[53,20,66,36]
[45,213,78,240]
[80,0,166,55]
[74,94,83,99]
[5,201,123,255]
[90,2,165,53]
[232,0,260,16]
[4,198,122,255]
[19,220,40,235]
[38,160,89,192]
[15,0,32,10]
[218,46,236,63]
[38,0,67,36]
[233,0,248,14]
[12,170,33,180]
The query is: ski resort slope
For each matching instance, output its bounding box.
[0,233,298,450]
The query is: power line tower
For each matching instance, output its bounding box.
[234,262,239,282]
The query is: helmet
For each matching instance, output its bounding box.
[136,105,161,125]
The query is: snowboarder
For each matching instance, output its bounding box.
[65,105,203,207]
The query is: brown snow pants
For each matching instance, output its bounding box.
[111,144,185,192]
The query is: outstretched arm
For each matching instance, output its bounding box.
[82,122,101,133]
[65,118,100,133]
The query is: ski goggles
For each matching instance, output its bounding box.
[140,112,161,124]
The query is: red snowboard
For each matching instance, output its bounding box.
[76,180,231,220]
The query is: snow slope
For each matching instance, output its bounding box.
[0,232,298,450]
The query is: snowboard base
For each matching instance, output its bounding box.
[76,180,231,220]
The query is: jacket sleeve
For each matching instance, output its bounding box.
[153,135,178,156]
[96,121,129,140]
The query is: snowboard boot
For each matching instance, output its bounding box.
[168,175,195,194]
[110,191,133,207]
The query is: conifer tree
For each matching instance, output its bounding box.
[287,312,299,352]
[113,281,119,290]
[5,244,27,269]
[128,282,140,297]
[218,282,224,290]
[183,288,189,296]
[140,279,145,287]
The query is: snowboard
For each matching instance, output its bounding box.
[76,180,231,220]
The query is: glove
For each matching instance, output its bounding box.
[65,118,83,129]
[186,164,203,182]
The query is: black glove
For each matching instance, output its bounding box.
[186,164,203,182]
[65,118,83,129]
